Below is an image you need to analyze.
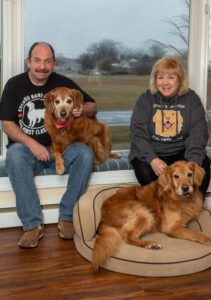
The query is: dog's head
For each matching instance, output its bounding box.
[158,160,205,197]
[44,87,84,122]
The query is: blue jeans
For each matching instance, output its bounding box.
[6,142,94,231]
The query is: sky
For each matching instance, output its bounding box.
[24,0,189,58]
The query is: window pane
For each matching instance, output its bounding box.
[207,3,211,147]
[25,0,189,150]
[0,0,2,155]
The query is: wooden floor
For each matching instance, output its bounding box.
[1,225,211,300]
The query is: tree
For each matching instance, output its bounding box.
[97,58,112,73]
[78,39,120,71]
[78,53,95,72]
[146,0,189,58]
[88,39,119,64]
[148,44,166,59]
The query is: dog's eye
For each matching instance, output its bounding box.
[66,99,72,104]
[173,174,179,179]
[54,99,60,105]
[187,172,192,177]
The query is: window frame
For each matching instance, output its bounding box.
[0,0,210,159]
[1,0,24,158]
[188,0,209,106]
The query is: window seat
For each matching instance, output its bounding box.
[0,149,211,229]
[0,150,137,228]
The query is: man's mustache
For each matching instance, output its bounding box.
[35,69,49,73]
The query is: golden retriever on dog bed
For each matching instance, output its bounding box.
[44,87,120,174]
[92,160,211,271]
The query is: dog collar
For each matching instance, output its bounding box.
[54,119,72,129]
[54,122,68,129]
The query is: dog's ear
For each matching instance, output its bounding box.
[152,110,161,123]
[44,90,55,113]
[190,161,205,187]
[157,167,172,192]
[71,89,84,109]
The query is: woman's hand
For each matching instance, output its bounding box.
[151,158,168,176]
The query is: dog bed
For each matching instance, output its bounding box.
[73,184,211,277]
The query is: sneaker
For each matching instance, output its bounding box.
[58,219,74,240]
[18,225,44,248]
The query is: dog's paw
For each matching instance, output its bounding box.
[93,160,101,167]
[56,165,65,175]
[145,242,162,250]
[109,152,121,159]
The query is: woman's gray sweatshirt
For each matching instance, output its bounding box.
[129,89,208,166]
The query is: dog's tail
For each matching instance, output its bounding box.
[92,222,121,271]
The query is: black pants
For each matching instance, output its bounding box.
[131,152,210,194]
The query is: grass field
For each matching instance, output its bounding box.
[70,74,150,149]
[72,74,211,149]
[71,74,149,111]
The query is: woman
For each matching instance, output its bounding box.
[129,55,210,193]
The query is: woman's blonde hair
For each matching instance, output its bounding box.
[149,55,188,96]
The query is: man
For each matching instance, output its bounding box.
[0,42,97,248]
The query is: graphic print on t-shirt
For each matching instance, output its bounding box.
[152,109,183,138]
[18,93,47,136]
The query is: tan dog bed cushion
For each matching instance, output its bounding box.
[73,185,211,277]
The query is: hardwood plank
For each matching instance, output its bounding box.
[0,225,211,299]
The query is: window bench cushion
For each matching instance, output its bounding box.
[0,151,132,177]
[73,185,211,277]
[1,149,211,178]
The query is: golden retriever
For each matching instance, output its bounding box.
[44,87,120,174]
[92,160,211,271]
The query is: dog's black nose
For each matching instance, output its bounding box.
[60,111,67,117]
[181,185,189,193]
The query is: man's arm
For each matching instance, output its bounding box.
[73,102,97,117]
[2,121,50,161]
[83,102,97,117]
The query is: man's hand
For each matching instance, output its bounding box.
[150,158,167,176]
[3,121,51,162]
[28,140,51,162]
[3,121,50,161]
[72,104,83,117]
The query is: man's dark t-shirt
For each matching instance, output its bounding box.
[0,72,95,147]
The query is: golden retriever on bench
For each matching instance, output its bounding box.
[92,160,211,271]
[44,87,120,174]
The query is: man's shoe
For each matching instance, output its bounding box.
[58,219,74,239]
[18,225,44,248]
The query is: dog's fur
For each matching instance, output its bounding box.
[44,87,120,174]
[92,160,211,271]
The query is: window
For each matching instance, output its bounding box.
[1,1,209,158]
[24,0,189,150]
[0,0,2,155]
[207,1,211,146]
